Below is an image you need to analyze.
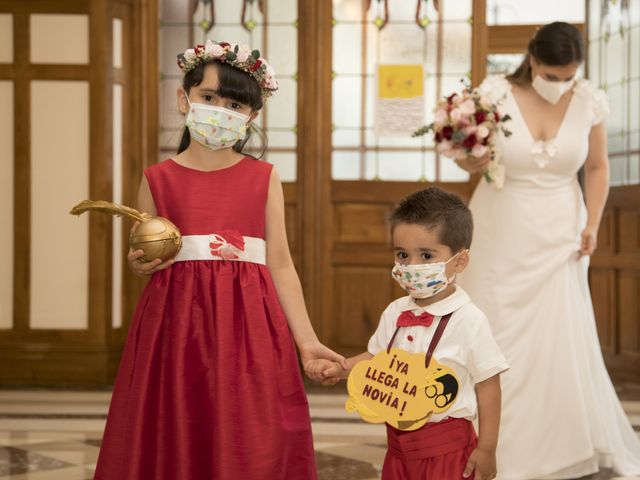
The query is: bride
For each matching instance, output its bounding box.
[457,22,640,479]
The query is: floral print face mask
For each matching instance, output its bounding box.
[391,250,465,299]
[185,95,249,150]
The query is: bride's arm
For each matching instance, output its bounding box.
[580,122,609,257]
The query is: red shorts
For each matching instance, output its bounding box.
[382,417,478,480]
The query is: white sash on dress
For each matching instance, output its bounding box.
[174,234,266,265]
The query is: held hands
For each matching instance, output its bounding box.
[455,153,491,173]
[578,225,598,258]
[299,342,347,385]
[304,359,343,386]
[127,221,175,277]
[463,447,497,480]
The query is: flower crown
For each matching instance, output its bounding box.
[177,39,278,99]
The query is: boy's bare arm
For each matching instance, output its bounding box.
[463,374,501,480]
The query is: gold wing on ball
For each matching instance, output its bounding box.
[69,200,152,222]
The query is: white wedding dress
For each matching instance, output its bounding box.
[460,75,640,479]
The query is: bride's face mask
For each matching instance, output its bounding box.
[530,59,580,105]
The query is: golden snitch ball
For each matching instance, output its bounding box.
[129,216,182,262]
[70,200,182,262]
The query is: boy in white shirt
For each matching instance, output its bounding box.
[307,187,508,480]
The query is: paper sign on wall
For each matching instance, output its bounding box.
[374,64,425,137]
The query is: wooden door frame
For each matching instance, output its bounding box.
[296,0,333,338]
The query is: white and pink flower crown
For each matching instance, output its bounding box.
[177,39,278,99]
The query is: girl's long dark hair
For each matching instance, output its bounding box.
[178,60,267,157]
[507,22,584,86]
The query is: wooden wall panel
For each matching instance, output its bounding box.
[0,0,159,387]
[588,269,616,354]
[331,266,396,355]
[619,211,639,252]
[592,186,640,384]
[334,204,390,245]
[618,272,640,355]
[596,210,614,253]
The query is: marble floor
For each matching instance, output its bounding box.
[0,389,638,480]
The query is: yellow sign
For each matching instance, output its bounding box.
[345,348,459,431]
[378,65,424,99]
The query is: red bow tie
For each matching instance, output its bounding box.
[396,310,436,328]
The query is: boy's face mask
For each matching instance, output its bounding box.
[184,95,250,150]
[391,250,465,300]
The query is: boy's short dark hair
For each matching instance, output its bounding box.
[389,187,473,252]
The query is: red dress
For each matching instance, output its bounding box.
[94,157,317,480]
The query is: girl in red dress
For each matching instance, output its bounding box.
[94,40,345,480]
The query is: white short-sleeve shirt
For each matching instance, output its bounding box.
[367,285,509,422]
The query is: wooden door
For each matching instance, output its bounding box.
[298,0,477,357]
[586,0,640,385]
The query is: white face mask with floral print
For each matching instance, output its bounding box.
[391,250,465,299]
[184,95,249,150]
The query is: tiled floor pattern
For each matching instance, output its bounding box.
[0,390,638,479]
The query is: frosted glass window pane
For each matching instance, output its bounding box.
[266,78,296,129]
[363,0,414,21]
[607,84,626,136]
[266,153,296,182]
[160,128,183,151]
[609,155,627,185]
[250,26,265,55]
[162,0,190,23]
[375,25,426,67]
[332,152,361,180]
[206,27,251,47]
[364,76,375,129]
[365,130,429,148]
[0,82,13,329]
[629,131,639,152]
[30,14,88,64]
[587,45,602,87]
[440,156,471,182]
[487,54,524,76]
[213,2,242,23]
[0,15,12,63]
[441,22,471,74]
[266,129,296,148]
[631,26,639,80]
[423,76,438,133]
[365,152,426,181]
[421,25,439,75]
[440,75,467,100]
[442,0,472,21]
[333,129,361,147]
[608,133,625,153]
[113,18,123,69]
[588,0,601,35]
[630,79,639,132]
[333,23,363,75]
[267,26,297,76]
[268,0,297,23]
[112,84,123,328]
[333,77,363,127]
[605,36,625,86]
[161,26,189,75]
[334,0,363,22]
[487,0,584,25]
[629,154,640,185]
[31,81,89,329]
[160,78,183,130]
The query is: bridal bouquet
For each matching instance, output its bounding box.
[414,84,511,188]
